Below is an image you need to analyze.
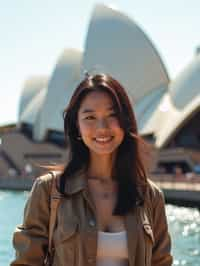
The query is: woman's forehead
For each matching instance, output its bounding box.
[79,91,115,111]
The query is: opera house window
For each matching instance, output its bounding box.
[46,130,65,147]
[21,123,33,139]
[169,111,200,149]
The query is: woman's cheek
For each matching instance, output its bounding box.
[110,119,122,129]
[79,123,94,136]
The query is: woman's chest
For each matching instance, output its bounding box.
[54,192,123,235]
[52,193,154,266]
[91,196,124,232]
[88,182,125,232]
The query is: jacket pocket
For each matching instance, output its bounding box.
[53,220,79,266]
[54,220,79,243]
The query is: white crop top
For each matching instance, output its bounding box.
[96,231,129,266]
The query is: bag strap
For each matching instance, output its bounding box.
[48,171,62,253]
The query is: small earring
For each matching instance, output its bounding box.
[77,135,82,140]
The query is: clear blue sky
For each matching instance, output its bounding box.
[1,0,200,126]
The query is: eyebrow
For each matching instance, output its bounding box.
[81,106,115,114]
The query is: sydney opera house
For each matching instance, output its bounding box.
[0,4,200,182]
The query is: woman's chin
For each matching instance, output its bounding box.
[90,146,118,157]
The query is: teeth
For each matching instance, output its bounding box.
[95,137,112,142]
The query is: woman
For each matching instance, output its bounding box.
[11,73,173,266]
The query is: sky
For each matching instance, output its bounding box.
[0,0,200,126]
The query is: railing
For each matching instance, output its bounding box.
[151,173,200,191]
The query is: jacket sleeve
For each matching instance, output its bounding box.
[11,174,52,266]
[151,188,173,266]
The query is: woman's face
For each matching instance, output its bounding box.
[77,91,124,157]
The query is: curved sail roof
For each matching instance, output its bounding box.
[82,4,169,104]
[135,86,167,136]
[155,54,200,147]
[33,48,82,141]
[20,88,47,125]
[170,54,200,109]
[18,76,48,120]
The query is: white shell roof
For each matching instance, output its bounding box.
[20,88,47,125]
[135,86,167,135]
[170,54,200,109]
[18,76,48,120]
[33,48,82,141]
[154,54,200,147]
[82,4,169,104]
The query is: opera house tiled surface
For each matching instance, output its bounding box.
[0,4,200,182]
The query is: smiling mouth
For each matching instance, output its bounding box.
[94,136,114,143]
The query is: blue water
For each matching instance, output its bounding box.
[0,190,199,265]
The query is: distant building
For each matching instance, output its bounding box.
[0,4,200,180]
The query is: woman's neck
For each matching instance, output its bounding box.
[87,153,115,181]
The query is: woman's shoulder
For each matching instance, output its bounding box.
[144,178,167,220]
[36,170,62,182]
[30,170,62,195]
[146,177,165,202]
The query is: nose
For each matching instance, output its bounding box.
[96,118,109,130]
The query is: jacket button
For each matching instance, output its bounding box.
[89,219,96,227]
[144,225,151,232]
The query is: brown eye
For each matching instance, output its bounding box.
[84,115,95,120]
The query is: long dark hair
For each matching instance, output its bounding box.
[60,73,148,215]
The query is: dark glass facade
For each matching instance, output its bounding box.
[168,110,200,150]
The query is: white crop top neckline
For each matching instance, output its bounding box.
[97,230,129,266]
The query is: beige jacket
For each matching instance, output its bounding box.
[11,170,173,266]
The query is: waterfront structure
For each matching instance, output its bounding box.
[0,3,200,182]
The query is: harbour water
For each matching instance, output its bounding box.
[0,190,199,265]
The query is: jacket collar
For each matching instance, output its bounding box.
[64,168,87,195]
[62,168,146,200]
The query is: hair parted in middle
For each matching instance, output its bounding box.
[60,73,148,215]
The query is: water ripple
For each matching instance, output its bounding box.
[0,192,200,266]
[166,205,200,266]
